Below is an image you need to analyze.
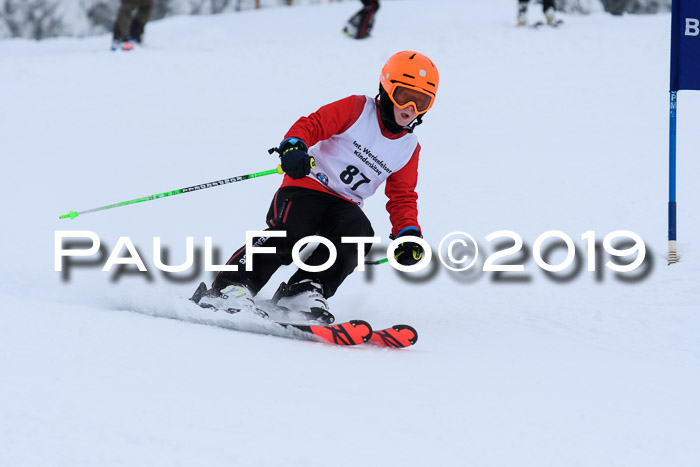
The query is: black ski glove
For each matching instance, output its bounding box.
[278,138,314,180]
[393,228,424,266]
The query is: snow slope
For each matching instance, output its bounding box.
[1,1,699,465]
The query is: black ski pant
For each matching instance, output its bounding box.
[346,0,380,39]
[213,187,375,299]
[519,0,555,13]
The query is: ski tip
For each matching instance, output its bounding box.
[369,324,418,348]
[393,324,418,345]
[348,320,373,343]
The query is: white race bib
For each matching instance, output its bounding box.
[307,96,418,207]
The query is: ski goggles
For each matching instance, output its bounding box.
[387,83,435,114]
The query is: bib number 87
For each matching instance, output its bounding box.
[340,165,371,191]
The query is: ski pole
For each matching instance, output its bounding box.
[59,165,284,220]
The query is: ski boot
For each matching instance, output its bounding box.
[272,280,334,324]
[517,3,528,26]
[545,8,563,27]
[191,282,266,318]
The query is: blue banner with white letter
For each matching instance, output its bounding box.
[670,0,700,91]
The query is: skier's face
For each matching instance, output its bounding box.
[393,103,418,127]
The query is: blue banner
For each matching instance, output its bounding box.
[671,0,700,91]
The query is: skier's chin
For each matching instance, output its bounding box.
[396,114,414,126]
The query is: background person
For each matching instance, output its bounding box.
[518,0,559,26]
[343,0,380,39]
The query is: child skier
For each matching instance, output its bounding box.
[194,51,439,320]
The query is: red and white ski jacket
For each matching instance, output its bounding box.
[281,95,422,237]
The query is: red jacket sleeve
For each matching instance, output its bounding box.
[284,95,366,147]
[385,143,421,237]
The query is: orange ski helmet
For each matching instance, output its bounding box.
[379,51,439,114]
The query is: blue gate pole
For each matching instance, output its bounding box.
[668,90,678,263]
